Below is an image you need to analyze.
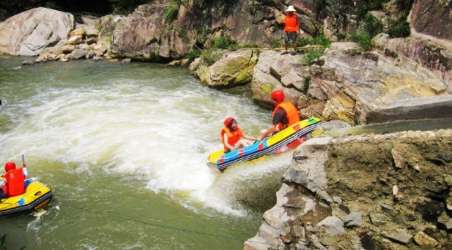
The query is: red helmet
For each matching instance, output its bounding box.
[271,90,285,103]
[224,117,236,127]
[4,161,16,172]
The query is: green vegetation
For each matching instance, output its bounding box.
[108,0,149,13]
[212,36,237,49]
[297,34,331,65]
[201,49,224,66]
[303,48,325,65]
[388,20,410,38]
[270,38,282,49]
[348,13,382,50]
[363,14,383,37]
[351,31,372,50]
[303,77,311,94]
[387,0,413,38]
[239,43,259,48]
[297,34,331,48]
[164,1,180,23]
[185,49,202,62]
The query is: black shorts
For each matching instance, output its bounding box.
[285,32,297,45]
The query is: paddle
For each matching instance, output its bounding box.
[22,154,27,168]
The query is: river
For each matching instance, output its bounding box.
[0,57,291,249]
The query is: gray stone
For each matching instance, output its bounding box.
[332,196,342,204]
[382,229,413,244]
[189,58,201,72]
[447,193,452,211]
[203,49,258,87]
[251,50,304,105]
[437,211,452,230]
[317,216,345,236]
[444,174,452,187]
[66,35,83,45]
[85,37,97,45]
[61,44,75,54]
[121,58,131,64]
[369,212,387,226]
[243,236,273,250]
[344,212,363,227]
[67,48,87,60]
[366,95,452,124]
[314,43,449,124]
[0,8,74,56]
[21,60,34,65]
[391,148,406,169]
[413,231,438,247]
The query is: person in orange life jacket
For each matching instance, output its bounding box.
[0,161,28,199]
[221,117,257,152]
[259,89,300,140]
[283,5,300,53]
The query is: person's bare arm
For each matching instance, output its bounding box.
[243,134,257,141]
[223,133,234,151]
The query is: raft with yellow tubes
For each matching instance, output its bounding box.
[0,179,52,216]
[208,117,321,171]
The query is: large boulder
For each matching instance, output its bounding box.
[247,129,452,249]
[110,2,195,60]
[251,50,308,106]
[0,7,74,56]
[410,0,452,48]
[373,34,452,93]
[196,49,259,88]
[310,42,450,124]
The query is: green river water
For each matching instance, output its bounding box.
[0,57,291,249]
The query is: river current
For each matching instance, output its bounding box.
[0,57,291,249]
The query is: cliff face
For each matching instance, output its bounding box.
[108,0,307,60]
[245,129,452,249]
[410,0,452,43]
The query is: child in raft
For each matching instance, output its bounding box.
[0,161,27,199]
[221,117,257,152]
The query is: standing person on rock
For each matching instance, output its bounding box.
[259,89,300,140]
[283,5,300,54]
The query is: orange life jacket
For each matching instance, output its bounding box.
[220,126,244,151]
[3,168,26,197]
[284,14,299,32]
[272,101,300,129]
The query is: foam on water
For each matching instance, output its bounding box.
[0,78,286,215]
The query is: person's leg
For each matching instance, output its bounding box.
[292,33,298,52]
[0,188,5,199]
[259,128,274,140]
[284,32,289,52]
[239,139,253,147]
[287,32,297,53]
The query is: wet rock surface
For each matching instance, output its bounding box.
[0,7,74,56]
[195,49,259,88]
[246,129,452,249]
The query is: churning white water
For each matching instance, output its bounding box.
[0,63,289,215]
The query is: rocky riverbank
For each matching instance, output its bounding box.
[1,6,450,126]
[245,129,452,249]
[189,41,452,125]
[0,2,451,249]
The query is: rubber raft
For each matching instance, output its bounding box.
[208,117,321,171]
[0,179,52,216]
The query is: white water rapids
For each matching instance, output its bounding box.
[0,66,291,215]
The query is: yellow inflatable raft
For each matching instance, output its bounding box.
[0,180,52,216]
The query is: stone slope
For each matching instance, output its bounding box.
[245,129,452,249]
